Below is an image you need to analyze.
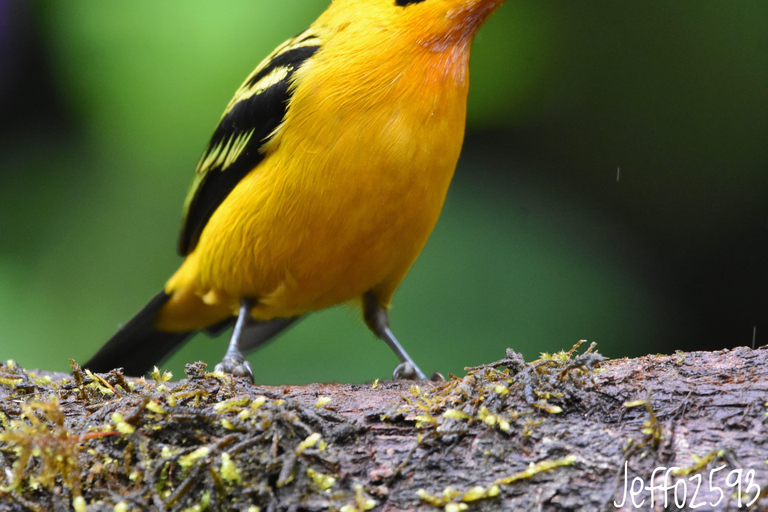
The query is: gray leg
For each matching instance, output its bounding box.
[363,291,427,380]
[215,298,256,382]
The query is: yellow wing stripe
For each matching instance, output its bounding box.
[223,66,290,118]
[181,29,323,253]
[196,129,255,175]
[222,32,322,118]
[193,31,322,176]
[223,130,254,169]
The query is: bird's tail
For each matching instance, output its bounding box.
[85,291,197,376]
[86,288,300,377]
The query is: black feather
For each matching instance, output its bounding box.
[86,294,303,376]
[85,291,194,376]
[178,44,321,256]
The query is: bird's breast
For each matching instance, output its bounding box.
[190,43,471,317]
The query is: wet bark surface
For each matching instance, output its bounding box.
[0,345,766,511]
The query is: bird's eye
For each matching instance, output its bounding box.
[395,0,427,6]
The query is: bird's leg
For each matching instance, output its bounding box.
[363,291,427,380]
[215,298,257,382]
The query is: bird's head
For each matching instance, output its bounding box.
[320,0,506,50]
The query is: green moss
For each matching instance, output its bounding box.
[0,360,373,510]
[400,341,603,438]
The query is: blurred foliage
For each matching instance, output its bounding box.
[0,1,765,383]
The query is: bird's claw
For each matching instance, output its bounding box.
[393,362,420,380]
[430,371,446,382]
[215,357,254,383]
[392,363,446,381]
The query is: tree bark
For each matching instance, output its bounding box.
[0,345,766,511]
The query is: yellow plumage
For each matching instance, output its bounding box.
[87,0,505,379]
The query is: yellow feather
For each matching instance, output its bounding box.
[159,0,505,330]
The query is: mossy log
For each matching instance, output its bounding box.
[0,344,767,512]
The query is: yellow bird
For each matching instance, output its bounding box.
[86,0,506,381]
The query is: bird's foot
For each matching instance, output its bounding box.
[430,371,446,382]
[393,362,420,380]
[215,356,254,383]
[392,363,445,382]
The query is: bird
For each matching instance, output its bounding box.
[85,0,506,381]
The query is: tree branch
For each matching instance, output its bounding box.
[0,345,766,511]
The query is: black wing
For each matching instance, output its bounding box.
[178,30,322,255]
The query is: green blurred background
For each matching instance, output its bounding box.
[1,1,765,383]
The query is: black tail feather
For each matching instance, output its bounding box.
[85,291,195,376]
[86,292,303,377]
